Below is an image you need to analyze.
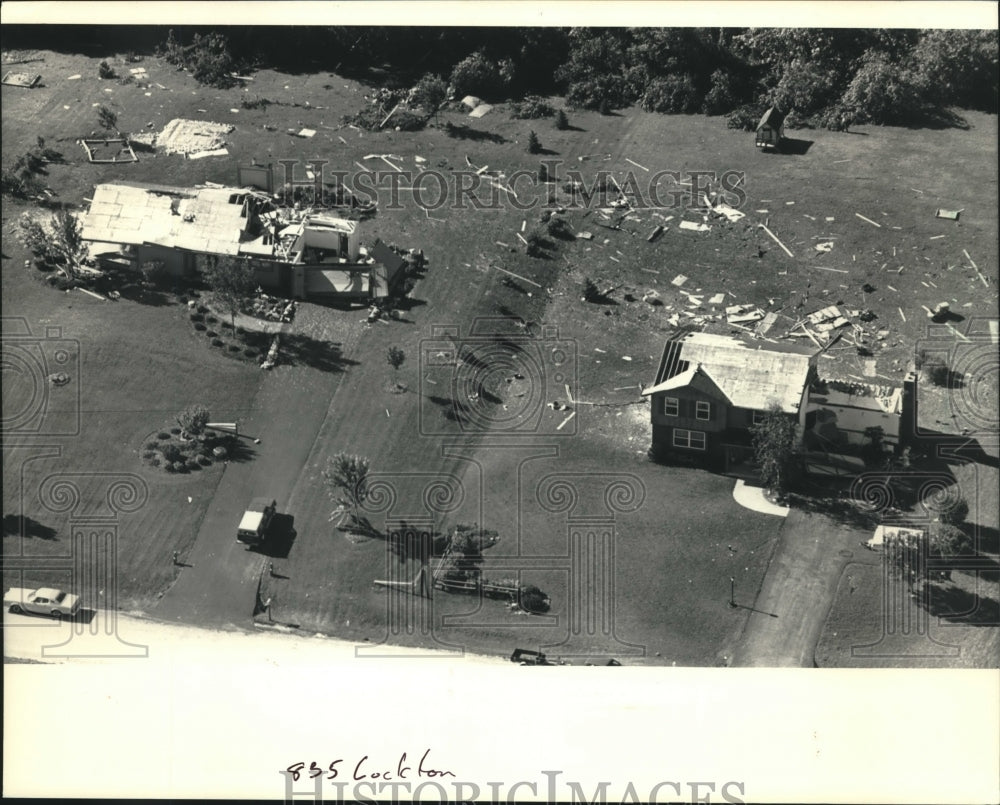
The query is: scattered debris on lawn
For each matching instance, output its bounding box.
[759,223,794,257]
[935,208,963,221]
[815,241,834,252]
[963,249,989,287]
[671,274,688,287]
[78,287,106,301]
[297,128,317,138]
[187,147,229,160]
[806,305,850,334]
[47,372,71,386]
[708,293,726,305]
[854,212,881,228]
[2,72,41,88]
[155,118,235,156]
[576,231,593,240]
[80,138,138,164]
[67,74,81,80]
[249,292,297,323]
[712,203,745,223]
[647,225,664,242]
[679,220,711,232]
[726,304,765,324]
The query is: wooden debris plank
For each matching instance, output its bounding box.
[494,265,541,288]
[759,224,794,258]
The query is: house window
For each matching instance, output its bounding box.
[673,429,706,450]
[695,401,711,421]
[663,397,679,417]
[752,410,767,426]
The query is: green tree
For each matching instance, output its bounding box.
[96,105,119,134]
[176,404,210,438]
[410,73,448,124]
[17,210,88,278]
[749,403,798,496]
[203,256,256,335]
[885,524,972,588]
[554,109,569,130]
[386,345,406,391]
[527,130,541,154]
[324,453,370,527]
[447,523,499,572]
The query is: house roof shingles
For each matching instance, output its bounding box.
[643,332,816,414]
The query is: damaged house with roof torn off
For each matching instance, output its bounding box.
[79,182,406,303]
[642,330,918,476]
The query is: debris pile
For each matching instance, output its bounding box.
[155,118,234,156]
[249,292,296,323]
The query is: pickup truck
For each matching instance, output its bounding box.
[5,587,82,618]
[237,497,277,548]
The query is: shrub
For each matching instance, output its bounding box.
[841,51,922,125]
[510,95,555,119]
[190,312,204,322]
[527,130,541,154]
[641,75,702,114]
[197,454,212,466]
[170,427,181,435]
[211,338,224,348]
[449,50,514,99]
[149,455,161,467]
[197,305,209,314]
[98,60,117,79]
[157,432,171,440]
[244,348,258,358]
[236,326,246,335]
[547,216,573,240]
[144,440,159,451]
[518,585,550,614]
[194,323,207,332]
[206,330,218,338]
[164,461,176,473]
[228,344,240,353]
[702,69,739,115]
[241,96,272,110]
[142,450,156,460]
[937,497,970,526]
[727,104,760,131]
[410,73,448,119]
[141,260,167,286]
[162,443,183,463]
[554,109,569,130]
[206,315,218,324]
[171,461,188,474]
[186,458,201,471]
[525,231,546,257]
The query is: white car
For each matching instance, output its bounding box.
[4,587,82,618]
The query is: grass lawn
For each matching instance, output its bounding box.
[4,46,996,665]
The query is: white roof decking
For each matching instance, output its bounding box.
[81,184,249,257]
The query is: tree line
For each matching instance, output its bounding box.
[5,26,997,127]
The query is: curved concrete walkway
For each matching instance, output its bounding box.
[733,479,790,517]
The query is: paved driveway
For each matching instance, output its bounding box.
[731,507,870,667]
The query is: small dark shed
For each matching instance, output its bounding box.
[755,107,786,151]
